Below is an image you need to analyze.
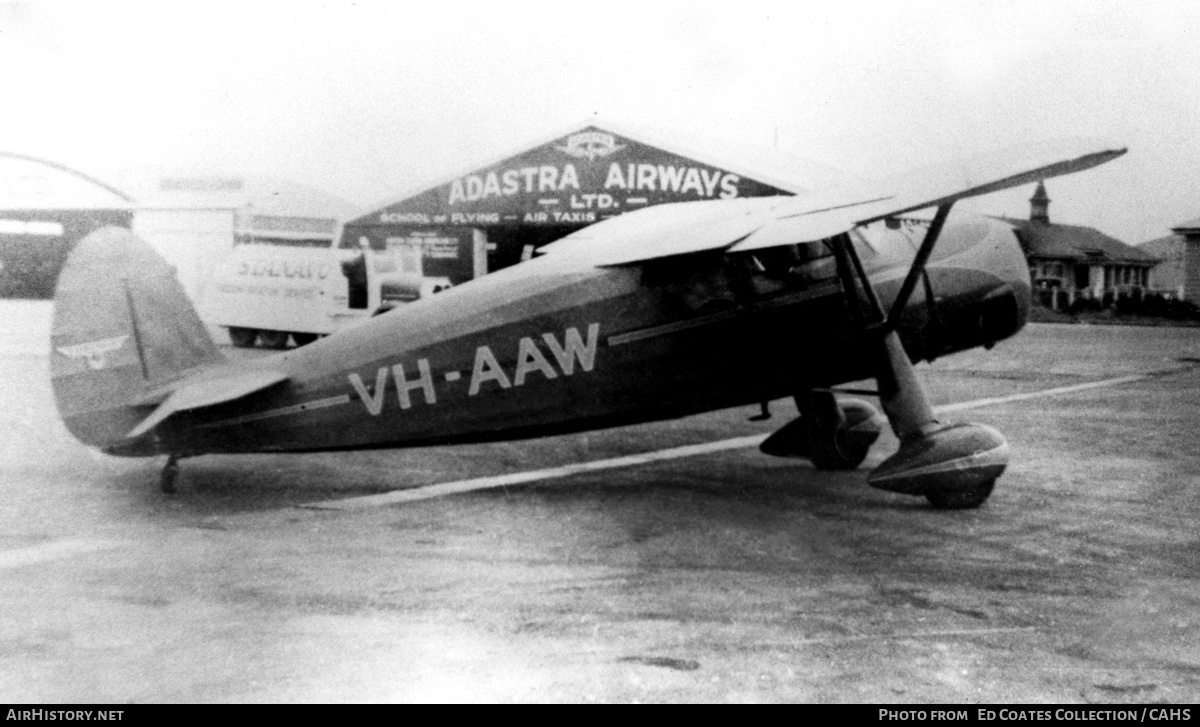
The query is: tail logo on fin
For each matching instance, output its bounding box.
[56,335,130,370]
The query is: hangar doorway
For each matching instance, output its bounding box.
[0,152,136,299]
[485,225,577,269]
[0,208,134,299]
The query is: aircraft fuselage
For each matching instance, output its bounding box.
[121,215,1030,458]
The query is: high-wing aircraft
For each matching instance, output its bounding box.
[49,140,1125,508]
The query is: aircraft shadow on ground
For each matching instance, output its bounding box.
[109,442,932,520]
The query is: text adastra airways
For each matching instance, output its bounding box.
[447,162,741,205]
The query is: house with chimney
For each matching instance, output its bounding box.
[999,182,1158,310]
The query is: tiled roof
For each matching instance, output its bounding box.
[997,216,1157,264]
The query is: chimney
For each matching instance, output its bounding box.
[1030,181,1050,225]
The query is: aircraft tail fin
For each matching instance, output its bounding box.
[50,226,225,453]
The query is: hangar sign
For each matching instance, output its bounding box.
[361,126,793,228]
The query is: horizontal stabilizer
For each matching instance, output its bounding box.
[127,369,289,439]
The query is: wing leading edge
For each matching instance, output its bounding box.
[538,139,1127,266]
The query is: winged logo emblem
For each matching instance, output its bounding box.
[56,335,130,370]
[556,131,625,161]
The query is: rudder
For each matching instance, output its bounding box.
[51,226,225,454]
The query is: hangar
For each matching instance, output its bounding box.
[0,150,355,304]
[339,122,827,281]
[0,152,134,299]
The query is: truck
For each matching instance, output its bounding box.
[204,229,486,348]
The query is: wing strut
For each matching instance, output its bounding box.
[827,231,887,327]
[825,202,1007,508]
[827,232,880,326]
[825,204,953,334]
[880,204,953,333]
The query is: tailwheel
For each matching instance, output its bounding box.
[925,478,996,510]
[161,456,180,494]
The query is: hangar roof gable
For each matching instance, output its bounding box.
[0,152,133,211]
[346,122,829,229]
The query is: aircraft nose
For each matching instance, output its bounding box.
[923,217,1033,354]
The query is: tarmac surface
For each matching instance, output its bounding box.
[1,300,1199,703]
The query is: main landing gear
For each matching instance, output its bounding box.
[851,205,1008,509]
[866,331,1006,509]
[759,336,1005,509]
[760,392,884,471]
[760,203,1008,509]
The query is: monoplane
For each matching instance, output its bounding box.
[50,139,1125,507]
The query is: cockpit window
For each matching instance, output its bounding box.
[748,241,836,280]
[731,241,839,301]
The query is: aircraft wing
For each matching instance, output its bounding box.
[540,139,1126,265]
[127,368,290,439]
[536,195,793,267]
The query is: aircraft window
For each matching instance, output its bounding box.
[749,242,837,281]
[651,253,750,315]
[653,243,841,315]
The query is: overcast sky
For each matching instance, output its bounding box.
[2,0,1198,242]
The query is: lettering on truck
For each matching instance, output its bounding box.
[348,323,600,416]
[237,257,332,280]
